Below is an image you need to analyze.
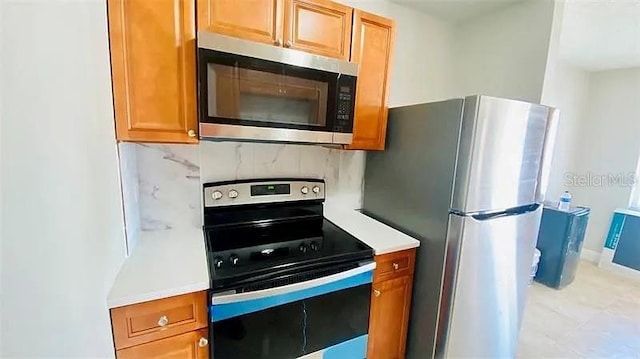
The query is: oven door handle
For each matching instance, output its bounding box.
[210,261,375,322]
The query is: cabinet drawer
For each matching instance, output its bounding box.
[116,328,209,359]
[111,291,208,350]
[374,249,416,282]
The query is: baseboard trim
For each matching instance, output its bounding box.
[581,248,600,263]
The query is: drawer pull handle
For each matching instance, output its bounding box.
[187,129,196,138]
[157,315,168,327]
[393,262,399,270]
[199,337,209,347]
[285,40,292,48]
[374,289,381,297]
[274,39,282,46]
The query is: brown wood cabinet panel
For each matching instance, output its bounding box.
[283,0,353,60]
[374,248,416,283]
[111,292,208,350]
[368,248,416,359]
[107,0,198,143]
[368,275,414,359]
[197,0,284,45]
[347,10,395,150]
[116,329,209,359]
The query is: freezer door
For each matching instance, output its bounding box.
[452,96,551,213]
[439,205,542,358]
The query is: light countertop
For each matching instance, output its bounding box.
[324,205,420,255]
[107,206,420,308]
[107,228,209,309]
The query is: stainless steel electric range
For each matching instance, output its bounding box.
[203,179,374,359]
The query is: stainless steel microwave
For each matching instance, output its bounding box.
[197,32,358,145]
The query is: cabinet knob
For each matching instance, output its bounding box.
[393,262,399,270]
[285,40,292,48]
[198,337,209,347]
[157,315,168,327]
[274,39,282,46]
[373,289,381,297]
[187,129,196,138]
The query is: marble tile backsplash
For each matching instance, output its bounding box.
[119,141,365,247]
[117,143,140,255]
[135,144,201,231]
[198,142,365,208]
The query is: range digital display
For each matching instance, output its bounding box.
[251,184,291,196]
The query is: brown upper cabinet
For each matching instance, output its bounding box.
[107,0,394,146]
[197,0,352,60]
[107,0,198,143]
[347,10,396,151]
[283,0,353,60]
[197,0,284,46]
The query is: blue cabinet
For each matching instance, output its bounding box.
[534,205,590,289]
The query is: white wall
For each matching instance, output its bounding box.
[1,1,125,357]
[452,0,556,103]
[568,68,640,252]
[541,61,590,200]
[337,0,456,104]
[0,0,4,349]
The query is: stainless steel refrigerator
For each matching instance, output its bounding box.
[362,95,558,358]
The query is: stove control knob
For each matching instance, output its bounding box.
[212,190,223,200]
[312,186,320,194]
[300,186,309,194]
[310,241,319,251]
[229,254,239,265]
[213,256,224,268]
[228,189,239,199]
[299,243,308,253]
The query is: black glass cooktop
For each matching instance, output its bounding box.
[204,201,373,291]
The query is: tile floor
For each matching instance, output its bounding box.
[518,261,640,358]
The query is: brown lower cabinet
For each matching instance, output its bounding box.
[367,248,416,359]
[110,291,209,358]
[116,329,209,359]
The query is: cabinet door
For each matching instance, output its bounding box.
[347,11,395,151]
[108,0,197,143]
[197,0,284,46]
[116,329,209,359]
[283,0,353,60]
[367,276,413,359]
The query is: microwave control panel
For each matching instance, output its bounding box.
[333,76,356,133]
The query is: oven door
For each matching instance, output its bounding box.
[197,32,356,145]
[209,262,374,359]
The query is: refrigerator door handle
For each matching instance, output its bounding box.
[471,204,540,221]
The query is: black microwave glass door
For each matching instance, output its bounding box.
[200,49,339,132]
[210,269,372,359]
